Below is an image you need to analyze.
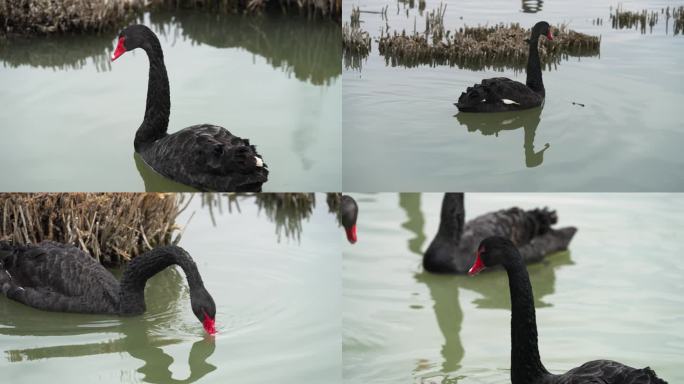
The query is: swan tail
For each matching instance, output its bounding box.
[525,207,558,236]
[519,226,577,264]
[642,367,668,384]
[456,85,486,111]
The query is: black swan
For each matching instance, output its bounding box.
[340,195,358,244]
[111,24,268,192]
[423,193,576,273]
[468,236,668,384]
[455,21,553,113]
[0,241,216,335]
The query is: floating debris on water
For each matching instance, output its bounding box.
[343,7,371,70]
[378,22,601,70]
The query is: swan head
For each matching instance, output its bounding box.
[190,287,217,335]
[111,24,155,62]
[469,236,519,276]
[340,195,359,244]
[532,21,553,41]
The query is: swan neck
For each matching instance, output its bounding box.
[135,33,170,151]
[505,254,547,383]
[526,32,545,94]
[437,193,465,244]
[118,246,204,315]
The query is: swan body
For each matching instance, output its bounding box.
[456,21,553,113]
[112,24,268,191]
[469,237,668,384]
[0,241,216,334]
[423,193,576,273]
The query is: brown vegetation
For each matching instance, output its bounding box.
[0,193,183,265]
[378,22,601,70]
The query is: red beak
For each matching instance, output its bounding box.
[546,30,554,41]
[468,249,486,276]
[345,225,357,244]
[203,312,216,335]
[111,36,126,62]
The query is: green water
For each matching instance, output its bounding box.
[342,0,684,191]
[343,193,683,383]
[0,194,342,383]
[0,11,341,191]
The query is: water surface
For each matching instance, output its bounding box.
[342,0,684,191]
[0,11,341,191]
[343,193,683,383]
[0,193,342,383]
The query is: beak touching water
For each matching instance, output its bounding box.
[203,312,216,335]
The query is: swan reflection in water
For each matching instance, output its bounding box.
[0,268,216,384]
[398,193,573,378]
[456,106,549,168]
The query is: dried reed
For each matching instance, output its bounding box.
[378,22,600,70]
[0,193,183,265]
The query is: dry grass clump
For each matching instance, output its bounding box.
[378,22,600,70]
[0,193,183,265]
[0,0,143,35]
[610,5,659,33]
[343,7,371,70]
[610,6,684,35]
[0,0,340,36]
[675,6,684,35]
[326,193,341,213]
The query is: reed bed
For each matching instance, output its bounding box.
[676,6,684,35]
[0,0,340,36]
[610,6,684,35]
[343,7,370,70]
[0,0,143,35]
[378,22,601,70]
[0,193,183,266]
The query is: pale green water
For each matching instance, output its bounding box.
[343,0,684,191]
[0,194,342,383]
[0,11,341,191]
[343,193,683,383]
